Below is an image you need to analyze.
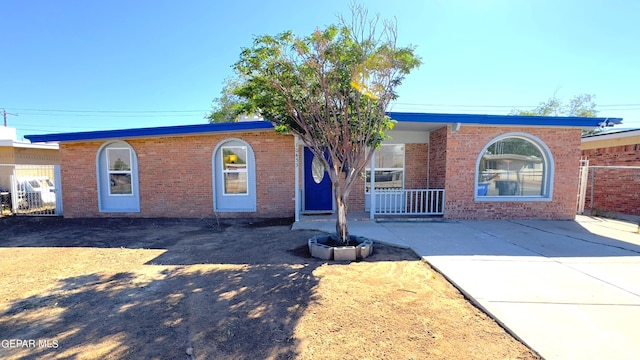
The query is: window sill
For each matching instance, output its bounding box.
[474,196,552,202]
[99,208,141,213]
[214,207,257,213]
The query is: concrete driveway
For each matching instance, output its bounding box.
[294,215,640,360]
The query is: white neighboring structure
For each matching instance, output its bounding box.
[0,126,59,190]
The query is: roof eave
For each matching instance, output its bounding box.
[388,112,623,128]
[25,112,624,143]
[25,121,275,143]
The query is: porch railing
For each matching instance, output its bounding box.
[373,189,445,216]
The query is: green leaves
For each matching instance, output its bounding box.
[510,93,600,136]
[510,94,597,118]
[214,5,419,241]
[231,20,419,150]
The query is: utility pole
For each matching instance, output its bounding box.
[2,109,18,127]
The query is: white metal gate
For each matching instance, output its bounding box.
[9,165,63,216]
[576,159,589,214]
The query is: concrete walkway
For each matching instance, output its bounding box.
[293,215,640,360]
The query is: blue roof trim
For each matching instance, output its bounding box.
[25,121,274,143]
[387,112,623,127]
[25,112,623,143]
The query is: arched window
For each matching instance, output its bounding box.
[213,139,256,212]
[96,141,140,212]
[476,133,553,201]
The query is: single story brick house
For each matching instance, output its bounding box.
[581,129,640,218]
[25,112,622,220]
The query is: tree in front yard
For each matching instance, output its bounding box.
[510,93,602,135]
[231,4,421,244]
[206,77,247,123]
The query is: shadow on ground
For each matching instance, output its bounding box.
[1,265,318,359]
[0,216,418,359]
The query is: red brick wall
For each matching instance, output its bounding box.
[443,126,582,220]
[405,143,429,189]
[582,144,640,216]
[60,131,295,218]
[350,176,365,211]
[59,126,583,220]
[60,141,101,217]
[582,145,640,166]
[428,126,448,189]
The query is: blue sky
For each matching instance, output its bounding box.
[2,0,639,140]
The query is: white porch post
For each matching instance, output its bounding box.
[369,149,376,220]
[294,135,300,222]
[54,165,64,215]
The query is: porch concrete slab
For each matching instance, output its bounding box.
[379,221,543,258]
[292,219,410,248]
[294,215,640,360]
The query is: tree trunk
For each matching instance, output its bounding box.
[335,195,349,245]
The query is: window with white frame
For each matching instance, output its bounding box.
[221,145,248,195]
[477,135,552,199]
[107,148,133,195]
[365,144,405,193]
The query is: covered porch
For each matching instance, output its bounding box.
[294,116,448,221]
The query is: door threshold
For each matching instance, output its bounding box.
[301,211,334,215]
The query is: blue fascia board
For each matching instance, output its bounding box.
[387,112,623,127]
[25,112,623,143]
[25,121,274,143]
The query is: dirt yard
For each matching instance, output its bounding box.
[0,216,540,359]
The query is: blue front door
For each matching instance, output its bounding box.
[304,148,333,212]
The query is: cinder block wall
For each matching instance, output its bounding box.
[443,126,582,220]
[60,131,295,218]
[582,144,640,216]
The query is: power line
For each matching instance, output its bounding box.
[16,112,205,118]
[7,108,210,113]
[15,124,119,130]
[7,102,640,114]
[392,102,640,108]
[595,104,640,107]
[392,102,530,108]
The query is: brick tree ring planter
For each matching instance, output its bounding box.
[308,234,374,261]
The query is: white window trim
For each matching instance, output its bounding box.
[96,141,140,213]
[213,138,257,213]
[365,144,405,193]
[474,132,554,202]
[106,147,134,197]
[221,145,249,196]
